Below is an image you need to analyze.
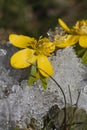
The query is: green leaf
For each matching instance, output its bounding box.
[82,50,87,64]
[28,62,38,86]
[61,107,87,130]
[42,105,60,130]
[27,118,42,130]
[74,44,86,57]
[77,48,86,57]
[74,44,87,64]
[72,108,87,130]
[40,75,47,90]
[14,126,20,130]
[55,106,87,130]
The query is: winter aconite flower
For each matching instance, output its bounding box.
[54,34,79,48]
[9,34,55,78]
[58,18,87,48]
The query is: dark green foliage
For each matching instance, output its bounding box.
[42,105,87,130]
[0,0,58,38]
[14,105,87,130]
[74,44,87,64]
[0,0,87,39]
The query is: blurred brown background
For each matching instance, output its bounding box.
[0,0,87,43]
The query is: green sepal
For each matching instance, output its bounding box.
[28,62,38,86]
[82,50,87,64]
[40,75,47,90]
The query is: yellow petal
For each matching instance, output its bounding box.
[46,42,55,53]
[9,34,36,48]
[79,36,87,48]
[10,48,36,68]
[58,18,70,32]
[55,35,79,48]
[37,55,53,77]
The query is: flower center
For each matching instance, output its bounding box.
[80,25,87,34]
[73,20,87,35]
[30,38,55,56]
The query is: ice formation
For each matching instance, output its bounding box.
[48,47,87,106]
[0,46,87,129]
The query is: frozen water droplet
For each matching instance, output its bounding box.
[83,85,87,94]
[0,49,7,56]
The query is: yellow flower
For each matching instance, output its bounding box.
[58,18,71,33]
[58,18,87,48]
[54,34,79,48]
[73,20,87,35]
[73,20,87,48]
[9,34,55,77]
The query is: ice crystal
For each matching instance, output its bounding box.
[47,26,65,41]
[48,47,87,107]
[0,46,87,129]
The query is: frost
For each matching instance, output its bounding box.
[0,47,87,129]
[48,47,87,108]
[0,49,7,56]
